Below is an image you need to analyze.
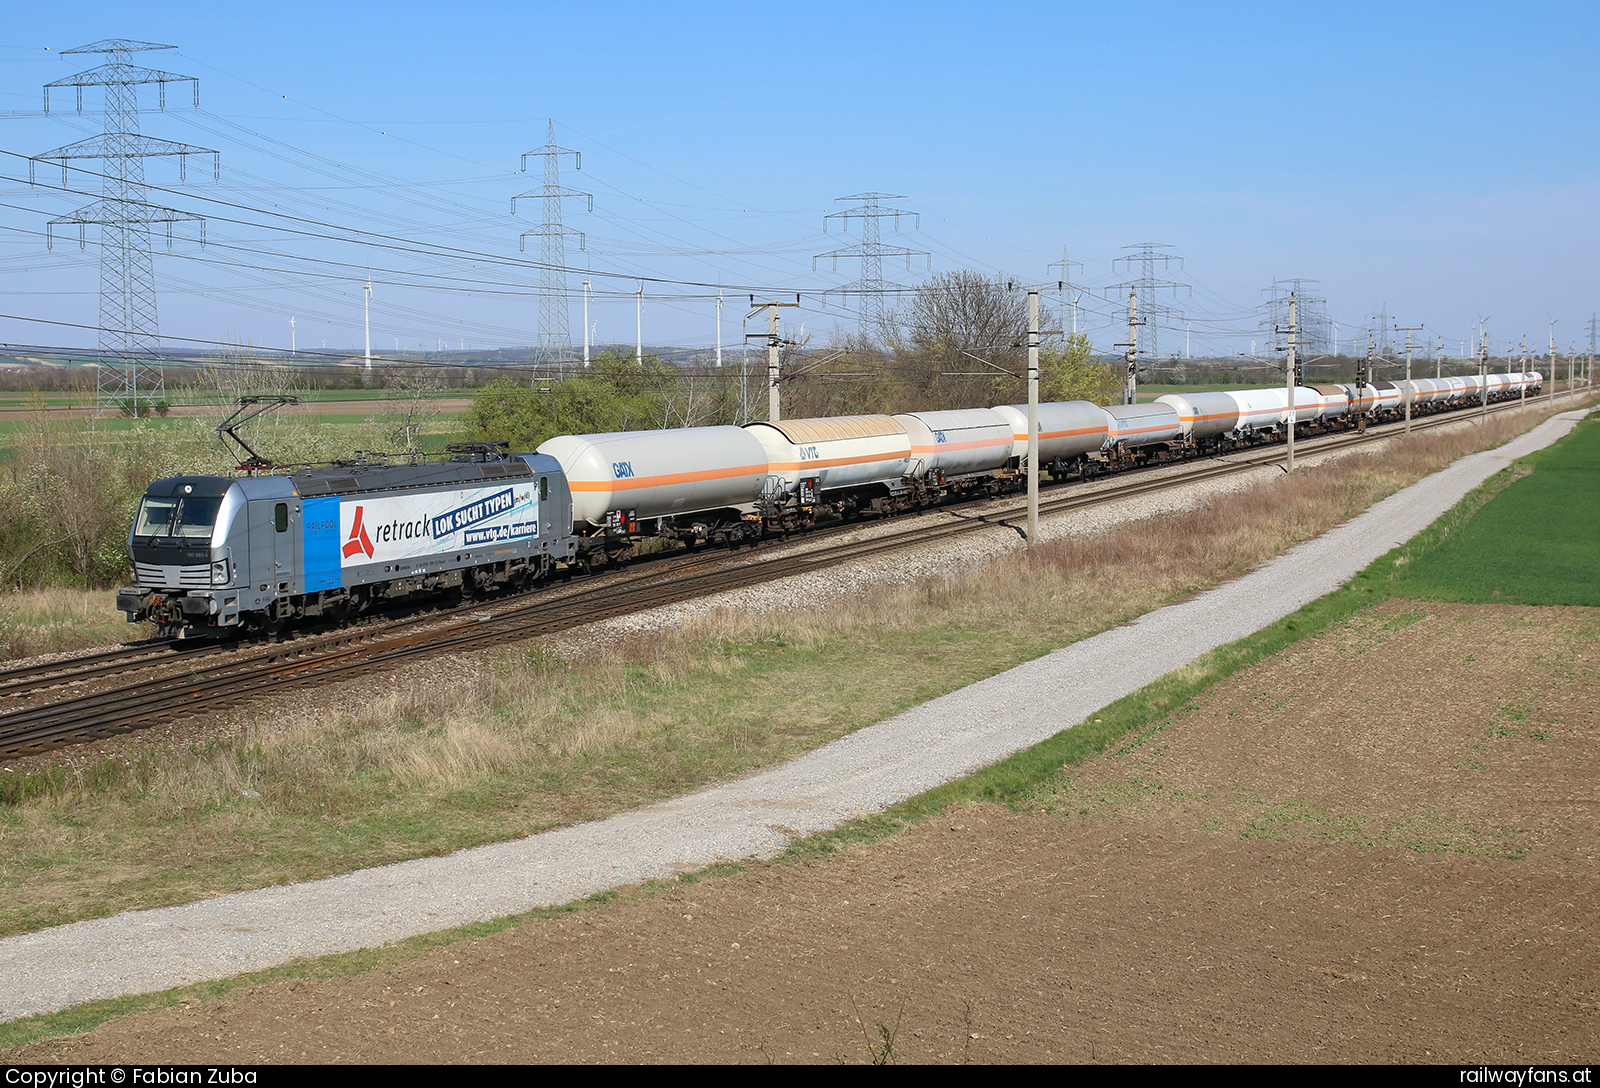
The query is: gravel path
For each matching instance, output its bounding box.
[0,408,1588,1022]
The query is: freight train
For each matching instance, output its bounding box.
[117,372,1542,638]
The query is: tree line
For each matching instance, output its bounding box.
[467,271,1123,449]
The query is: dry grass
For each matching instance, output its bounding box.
[0,587,143,660]
[0,398,1587,936]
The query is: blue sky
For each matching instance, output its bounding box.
[0,1,1595,362]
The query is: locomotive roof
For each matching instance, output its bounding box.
[291,454,534,497]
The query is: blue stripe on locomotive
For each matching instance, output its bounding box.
[302,495,342,592]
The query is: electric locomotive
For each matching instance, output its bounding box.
[118,440,578,639]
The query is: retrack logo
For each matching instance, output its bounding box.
[343,505,374,559]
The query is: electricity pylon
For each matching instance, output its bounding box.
[514,121,591,366]
[33,39,217,414]
[814,192,929,339]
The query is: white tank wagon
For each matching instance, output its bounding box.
[1223,388,1284,433]
[744,414,911,508]
[1309,385,1352,421]
[1408,378,1452,406]
[1497,372,1541,397]
[895,409,1016,488]
[1337,382,1381,417]
[1499,373,1530,396]
[990,401,1109,471]
[1226,387,1326,434]
[1365,381,1402,415]
[743,414,918,525]
[1485,373,1521,400]
[1293,386,1338,421]
[537,426,769,552]
[1153,392,1241,442]
[1092,403,1183,469]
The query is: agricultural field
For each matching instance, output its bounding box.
[1383,415,1599,605]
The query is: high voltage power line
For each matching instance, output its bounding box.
[0,51,1585,365]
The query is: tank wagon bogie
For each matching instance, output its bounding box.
[119,447,577,638]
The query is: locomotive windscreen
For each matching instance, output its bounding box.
[133,495,223,539]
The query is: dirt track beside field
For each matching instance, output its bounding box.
[14,600,1599,1063]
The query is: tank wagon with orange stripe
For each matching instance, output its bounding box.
[1154,392,1241,442]
[747,408,1041,524]
[1091,403,1183,468]
[896,409,1016,493]
[991,401,1110,477]
[537,426,771,557]
[744,414,912,519]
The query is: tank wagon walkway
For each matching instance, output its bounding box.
[0,409,1590,1022]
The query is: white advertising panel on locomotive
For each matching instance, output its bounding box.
[337,483,539,567]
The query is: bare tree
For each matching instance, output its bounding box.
[371,366,444,453]
[892,271,1035,409]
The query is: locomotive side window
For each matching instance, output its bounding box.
[540,476,548,502]
[274,503,289,533]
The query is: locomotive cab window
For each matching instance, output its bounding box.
[133,495,223,540]
[274,503,289,533]
[539,476,549,502]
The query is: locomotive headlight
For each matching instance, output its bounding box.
[211,559,229,585]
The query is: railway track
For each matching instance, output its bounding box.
[0,393,1572,759]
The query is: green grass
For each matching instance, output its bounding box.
[1385,416,1600,605]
